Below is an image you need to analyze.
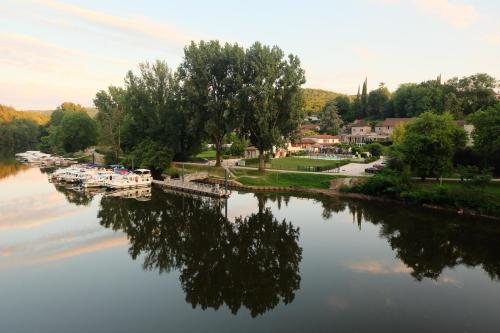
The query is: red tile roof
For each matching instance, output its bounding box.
[309,134,338,139]
[351,119,370,127]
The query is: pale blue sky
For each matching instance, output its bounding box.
[1,0,499,109]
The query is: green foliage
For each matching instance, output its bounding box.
[94,86,125,161]
[58,111,97,152]
[332,95,353,122]
[302,88,341,114]
[349,169,410,197]
[468,103,500,174]
[367,83,391,118]
[0,105,49,125]
[229,140,246,157]
[347,170,500,216]
[457,165,492,187]
[0,119,40,158]
[318,100,343,135]
[178,41,245,166]
[365,142,384,157]
[398,112,466,179]
[123,139,173,172]
[241,42,306,171]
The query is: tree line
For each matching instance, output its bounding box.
[94,40,306,171]
[325,73,497,123]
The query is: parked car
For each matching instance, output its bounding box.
[373,164,384,169]
[365,167,378,174]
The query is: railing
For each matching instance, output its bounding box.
[162,178,230,198]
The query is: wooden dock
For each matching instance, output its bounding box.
[152,178,230,198]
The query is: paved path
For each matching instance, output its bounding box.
[325,157,384,176]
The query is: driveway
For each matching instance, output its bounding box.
[326,157,384,177]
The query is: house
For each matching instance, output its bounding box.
[374,118,412,136]
[455,120,475,146]
[350,119,372,135]
[244,146,259,159]
[308,134,340,145]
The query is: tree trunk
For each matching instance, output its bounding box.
[215,142,222,167]
[258,150,265,172]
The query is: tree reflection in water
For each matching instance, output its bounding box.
[53,183,95,206]
[317,196,500,282]
[98,188,303,317]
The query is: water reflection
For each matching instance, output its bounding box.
[0,162,29,180]
[319,197,500,282]
[98,189,303,317]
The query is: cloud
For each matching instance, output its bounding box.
[0,233,128,270]
[0,192,84,231]
[348,261,412,274]
[33,0,194,45]
[414,0,480,28]
[39,235,128,262]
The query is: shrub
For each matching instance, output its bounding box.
[349,169,410,197]
[365,142,384,157]
[123,139,173,172]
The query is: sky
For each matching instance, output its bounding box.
[1,0,499,109]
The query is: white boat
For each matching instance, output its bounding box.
[82,170,114,188]
[15,151,52,164]
[105,169,152,189]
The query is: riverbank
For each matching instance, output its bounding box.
[165,163,500,220]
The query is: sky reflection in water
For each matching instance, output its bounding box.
[1,165,500,332]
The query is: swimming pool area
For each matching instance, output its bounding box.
[296,154,351,161]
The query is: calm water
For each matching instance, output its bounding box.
[1,165,500,333]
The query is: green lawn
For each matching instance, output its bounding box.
[166,163,228,178]
[234,169,341,189]
[195,150,217,159]
[245,157,350,172]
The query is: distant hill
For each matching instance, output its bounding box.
[0,105,50,125]
[0,105,98,125]
[302,88,343,114]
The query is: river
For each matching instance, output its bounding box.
[1,164,500,332]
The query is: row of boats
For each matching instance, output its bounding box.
[15,151,78,167]
[15,151,153,190]
[49,164,152,189]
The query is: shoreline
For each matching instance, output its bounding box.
[201,177,500,221]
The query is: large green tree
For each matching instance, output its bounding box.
[241,42,306,171]
[178,41,245,166]
[318,100,343,135]
[367,83,391,118]
[468,103,500,174]
[332,95,352,122]
[58,111,97,152]
[94,86,125,161]
[0,119,40,158]
[398,112,466,179]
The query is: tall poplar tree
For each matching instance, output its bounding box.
[360,77,368,117]
[178,40,245,166]
[241,42,306,171]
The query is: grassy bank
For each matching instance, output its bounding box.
[232,168,342,189]
[342,171,500,217]
[245,157,350,172]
